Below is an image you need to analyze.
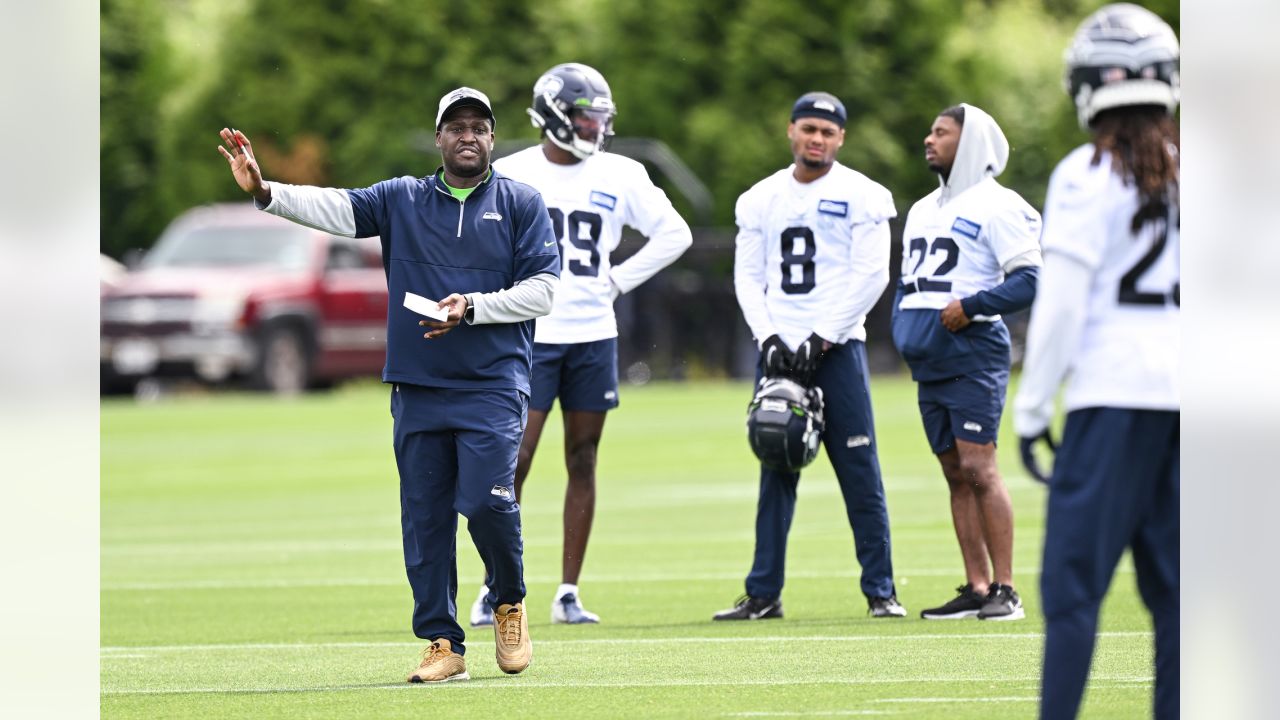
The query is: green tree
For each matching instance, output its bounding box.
[101,0,174,257]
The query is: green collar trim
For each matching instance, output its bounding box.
[436,167,492,201]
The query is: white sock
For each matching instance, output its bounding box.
[556,583,579,601]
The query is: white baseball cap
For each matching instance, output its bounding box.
[435,87,496,130]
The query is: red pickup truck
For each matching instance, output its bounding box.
[101,203,388,394]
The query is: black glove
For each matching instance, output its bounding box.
[1019,430,1057,484]
[761,335,794,378]
[791,332,828,385]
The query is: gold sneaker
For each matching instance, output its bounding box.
[407,638,469,683]
[494,602,532,674]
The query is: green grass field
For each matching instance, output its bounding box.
[101,376,1154,718]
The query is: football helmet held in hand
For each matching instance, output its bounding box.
[528,63,616,159]
[1064,3,1179,129]
[747,377,825,473]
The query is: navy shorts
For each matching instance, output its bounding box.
[916,368,1009,453]
[529,338,620,412]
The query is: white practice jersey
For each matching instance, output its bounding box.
[899,177,1042,320]
[1037,144,1179,412]
[734,162,895,350]
[494,146,691,344]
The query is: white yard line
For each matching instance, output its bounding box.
[871,696,1041,703]
[101,674,1154,696]
[726,711,891,717]
[101,631,1151,655]
[104,565,1126,591]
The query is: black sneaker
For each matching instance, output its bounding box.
[977,584,1025,621]
[712,594,782,621]
[867,595,907,618]
[920,584,986,620]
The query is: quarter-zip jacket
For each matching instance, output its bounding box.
[260,169,560,393]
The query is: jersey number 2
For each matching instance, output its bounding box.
[547,208,602,277]
[1118,214,1179,306]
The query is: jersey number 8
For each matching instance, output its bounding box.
[780,227,816,294]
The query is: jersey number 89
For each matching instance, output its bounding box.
[547,208,603,277]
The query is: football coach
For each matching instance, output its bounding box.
[217,87,559,683]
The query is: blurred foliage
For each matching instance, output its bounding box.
[101,0,1179,257]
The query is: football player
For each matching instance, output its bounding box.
[714,91,905,621]
[891,103,1042,621]
[1013,4,1180,718]
[470,63,692,626]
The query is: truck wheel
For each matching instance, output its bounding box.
[254,326,310,395]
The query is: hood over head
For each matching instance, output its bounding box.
[939,103,1009,204]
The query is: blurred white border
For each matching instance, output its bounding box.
[1183,1,1277,718]
[0,1,99,716]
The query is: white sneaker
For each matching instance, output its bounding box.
[469,584,494,627]
[551,591,600,624]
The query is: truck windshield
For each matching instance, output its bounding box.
[143,227,312,270]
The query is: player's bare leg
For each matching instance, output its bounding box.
[514,409,551,503]
[551,410,606,624]
[937,447,992,594]
[561,411,606,585]
[954,439,1013,587]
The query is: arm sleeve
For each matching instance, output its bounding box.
[607,175,693,296]
[960,265,1039,318]
[1011,251,1093,437]
[257,182,359,237]
[813,219,891,341]
[958,198,1044,318]
[465,272,559,325]
[732,193,777,347]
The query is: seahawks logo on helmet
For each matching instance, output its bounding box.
[1064,3,1179,128]
[746,377,825,473]
[527,63,617,160]
[533,74,564,99]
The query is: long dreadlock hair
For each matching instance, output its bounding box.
[1089,106,1179,232]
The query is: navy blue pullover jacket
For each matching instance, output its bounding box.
[347,170,559,394]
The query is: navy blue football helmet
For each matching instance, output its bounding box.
[1064,3,1179,128]
[527,63,616,159]
[746,377,825,473]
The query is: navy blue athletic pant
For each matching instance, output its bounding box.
[1040,408,1179,720]
[745,340,897,601]
[391,383,527,656]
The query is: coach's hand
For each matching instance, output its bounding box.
[1018,429,1056,484]
[420,294,468,339]
[761,335,794,378]
[791,332,831,385]
[217,128,271,204]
